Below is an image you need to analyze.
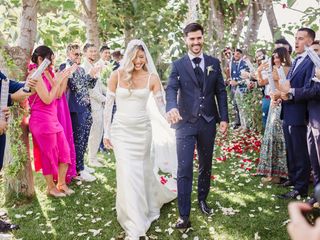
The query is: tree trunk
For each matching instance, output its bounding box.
[230,5,250,48]
[208,0,225,55]
[243,0,264,52]
[5,0,38,200]
[81,0,100,48]
[264,0,278,40]
[186,0,200,23]
[124,26,134,46]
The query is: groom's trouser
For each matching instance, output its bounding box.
[176,117,216,218]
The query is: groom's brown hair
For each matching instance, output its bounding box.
[183,23,203,37]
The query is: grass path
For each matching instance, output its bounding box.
[0,129,294,240]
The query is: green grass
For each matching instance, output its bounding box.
[0,129,296,240]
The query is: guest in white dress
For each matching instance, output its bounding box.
[103,40,177,240]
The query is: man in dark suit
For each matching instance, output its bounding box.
[283,40,320,204]
[59,43,98,182]
[166,23,228,229]
[277,28,316,199]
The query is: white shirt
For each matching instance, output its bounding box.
[188,52,205,72]
[293,51,308,72]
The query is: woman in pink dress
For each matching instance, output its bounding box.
[28,45,74,197]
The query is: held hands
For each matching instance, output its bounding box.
[270,89,282,101]
[279,80,291,93]
[230,80,238,87]
[166,108,182,124]
[219,121,228,134]
[89,66,102,78]
[287,202,320,240]
[103,138,113,149]
[0,107,9,135]
[257,62,269,72]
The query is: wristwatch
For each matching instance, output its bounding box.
[287,92,293,100]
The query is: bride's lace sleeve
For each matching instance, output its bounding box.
[103,89,115,139]
[153,90,166,118]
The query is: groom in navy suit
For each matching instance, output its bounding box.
[277,28,316,199]
[166,23,228,229]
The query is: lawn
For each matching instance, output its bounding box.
[0,128,295,240]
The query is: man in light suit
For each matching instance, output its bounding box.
[277,28,316,199]
[82,43,107,167]
[166,23,228,229]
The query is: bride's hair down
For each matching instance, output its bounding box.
[121,44,148,91]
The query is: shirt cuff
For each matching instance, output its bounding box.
[289,88,295,96]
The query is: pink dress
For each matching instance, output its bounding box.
[56,93,77,182]
[29,67,71,179]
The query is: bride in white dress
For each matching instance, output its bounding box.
[103,39,177,239]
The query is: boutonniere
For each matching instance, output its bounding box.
[206,65,214,76]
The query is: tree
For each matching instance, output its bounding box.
[4,0,38,199]
[80,0,100,48]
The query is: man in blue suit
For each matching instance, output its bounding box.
[277,28,316,199]
[59,43,98,182]
[166,23,228,229]
[282,40,320,204]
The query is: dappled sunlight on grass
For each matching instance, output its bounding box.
[0,129,294,239]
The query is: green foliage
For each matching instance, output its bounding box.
[0,42,27,177]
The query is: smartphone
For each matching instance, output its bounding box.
[303,208,320,225]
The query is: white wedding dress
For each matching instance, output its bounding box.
[109,74,177,239]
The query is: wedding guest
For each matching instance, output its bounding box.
[27,45,75,197]
[254,49,271,128]
[276,28,316,199]
[111,49,122,69]
[257,47,291,184]
[103,39,177,239]
[275,38,293,55]
[229,48,250,129]
[82,43,107,168]
[59,43,98,182]
[283,40,320,205]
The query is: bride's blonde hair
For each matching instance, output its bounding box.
[121,44,148,90]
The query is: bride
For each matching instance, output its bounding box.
[103,39,177,239]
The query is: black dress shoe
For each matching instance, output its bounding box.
[175,217,191,229]
[281,180,293,187]
[0,220,20,232]
[199,200,212,215]
[277,190,307,200]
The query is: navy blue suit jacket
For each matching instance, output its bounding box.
[166,54,228,129]
[282,56,314,126]
[59,62,97,113]
[294,67,320,129]
[0,71,24,106]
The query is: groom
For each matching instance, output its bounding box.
[166,22,228,229]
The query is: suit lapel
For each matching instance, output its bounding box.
[183,55,199,87]
[291,56,310,80]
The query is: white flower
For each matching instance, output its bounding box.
[206,65,214,76]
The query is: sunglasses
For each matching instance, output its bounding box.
[74,52,83,57]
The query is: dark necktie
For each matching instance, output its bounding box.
[287,56,302,79]
[192,57,204,89]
